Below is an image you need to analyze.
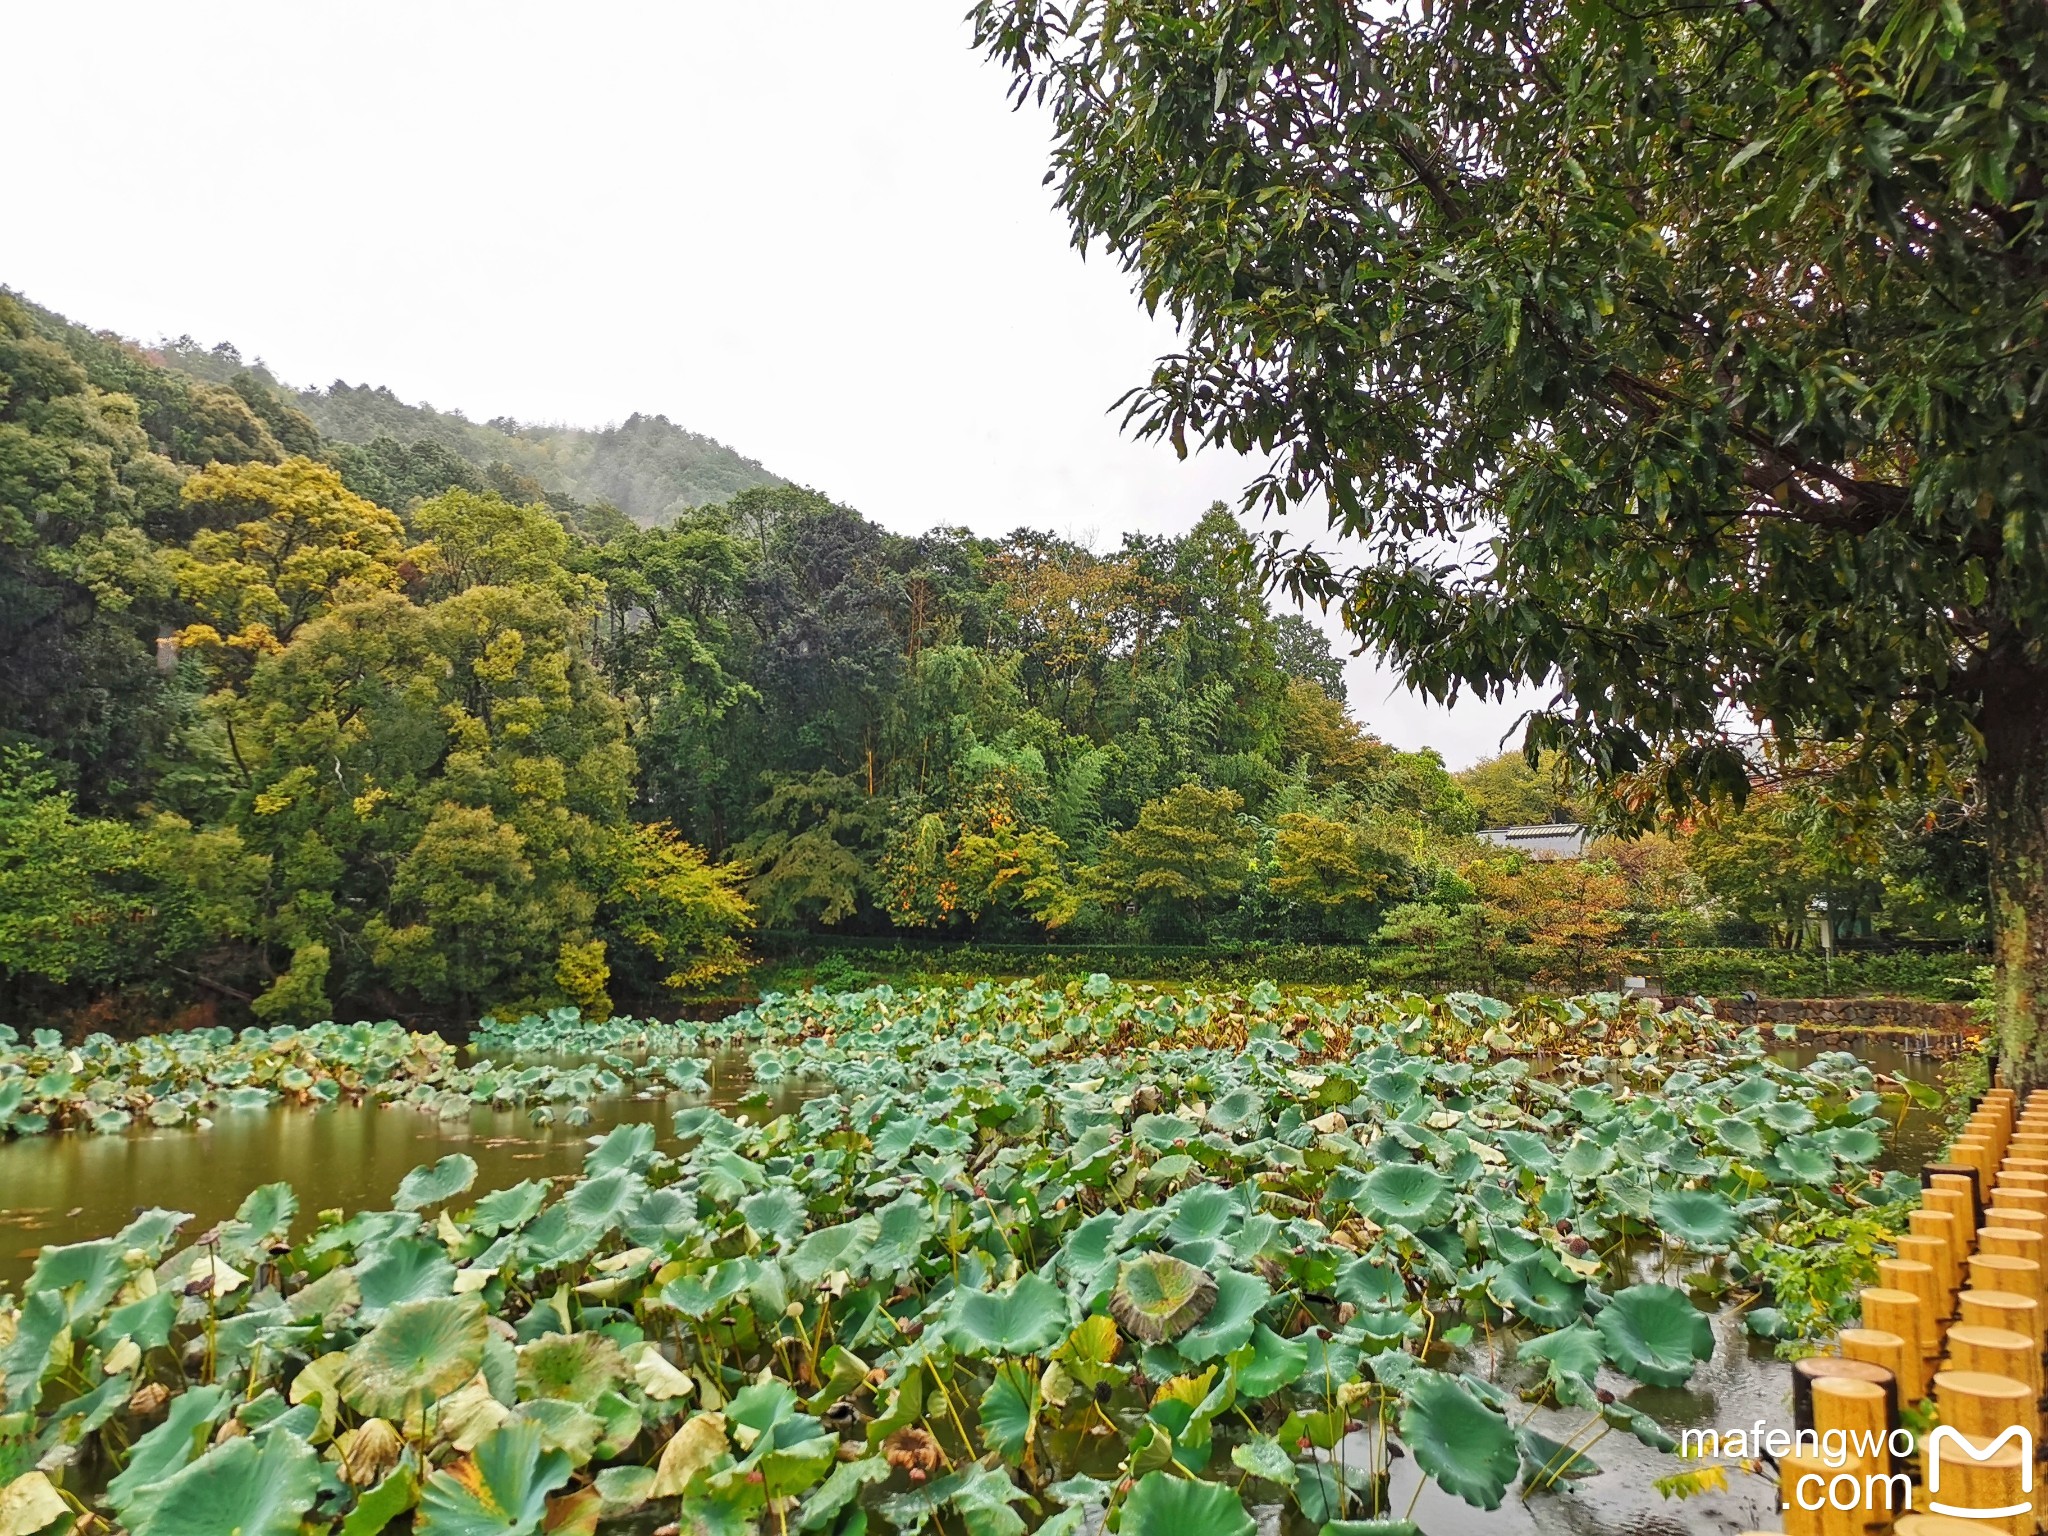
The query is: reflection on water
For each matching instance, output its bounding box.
[0,1052,813,1287]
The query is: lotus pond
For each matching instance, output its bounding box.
[0,982,1953,1535]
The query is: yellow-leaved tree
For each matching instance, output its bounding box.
[170,457,425,681]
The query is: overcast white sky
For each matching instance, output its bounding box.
[6,1,1541,765]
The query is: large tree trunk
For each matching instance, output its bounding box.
[1982,651,2048,1087]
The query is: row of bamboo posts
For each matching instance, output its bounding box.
[1745,1085,2046,1534]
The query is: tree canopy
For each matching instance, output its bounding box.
[0,279,1999,1025]
[971,0,2048,1071]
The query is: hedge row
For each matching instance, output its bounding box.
[752,939,1985,1002]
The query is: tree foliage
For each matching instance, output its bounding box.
[971,0,2047,1065]
[0,281,1999,1022]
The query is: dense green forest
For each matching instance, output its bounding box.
[0,289,1986,1025]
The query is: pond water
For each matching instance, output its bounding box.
[0,1051,814,1287]
[0,1032,1958,1535]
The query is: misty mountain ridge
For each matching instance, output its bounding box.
[153,325,784,526]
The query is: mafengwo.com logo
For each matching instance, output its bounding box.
[1925,1425,2034,1521]
[1680,1422,2035,1520]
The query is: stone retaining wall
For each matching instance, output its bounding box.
[1706,996,1979,1035]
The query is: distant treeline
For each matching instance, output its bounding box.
[0,288,1988,1025]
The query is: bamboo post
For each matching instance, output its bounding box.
[1898,1235,1958,1317]
[1812,1375,1894,1517]
[1860,1289,1931,1397]
[1968,1253,2045,1311]
[1981,1207,2048,1239]
[1977,1227,2048,1284]
[1943,1323,2043,1400]
[1932,1369,2035,1443]
[1778,1446,1860,1536]
[1928,1166,1986,1230]
[1989,1187,2048,1217]
[1920,1432,2030,1535]
[1958,1289,2046,1358]
[1839,1328,1914,1403]
[1795,1357,1895,1435]
[1878,1258,1945,1356]
[1924,1186,1979,1255]
[1896,1515,2010,1536]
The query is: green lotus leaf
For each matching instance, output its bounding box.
[1334,1256,1405,1310]
[563,1169,641,1231]
[1234,1322,1308,1398]
[1518,1425,1601,1489]
[1766,1138,1835,1186]
[417,1420,571,1536]
[1828,1126,1884,1164]
[357,1235,457,1316]
[1359,1163,1453,1228]
[1567,1087,1616,1123]
[1176,1268,1269,1361]
[511,1398,605,1465]
[1713,1116,1769,1160]
[1109,1253,1217,1344]
[788,1218,874,1285]
[1229,1434,1299,1487]
[951,1273,1067,1356]
[1398,1371,1520,1510]
[741,1186,810,1246]
[339,1465,419,1536]
[863,1196,932,1283]
[128,1423,321,1536]
[793,1457,891,1531]
[232,1181,299,1243]
[1648,1189,1741,1250]
[107,1385,231,1524]
[95,1288,179,1351]
[977,1360,1039,1464]
[1488,1255,1586,1328]
[515,1332,627,1406]
[584,1121,656,1174]
[1762,1100,1817,1133]
[117,1207,192,1259]
[1516,1324,1604,1408]
[1490,1129,1555,1173]
[1165,1184,1235,1245]
[870,1116,927,1165]
[1119,1471,1254,1536]
[1593,1283,1714,1388]
[1368,1067,1424,1106]
[471,1181,549,1235]
[622,1187,696,1249]
[395,1156,478,1212]
[1601,1396,1677,1450]
[1133,1113,1202,1149]
[1727,1075,1777,1110]
[28,1237,135,1326]
[1556,1137,1617,1180]
[1059,1212,1125,1282]
[1206,1088,1266,1135]
[341,1296,489,1419]
[659,1259,756,1319]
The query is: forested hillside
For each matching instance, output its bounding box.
[0,287,1988,1025]
[143,313,784,524]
